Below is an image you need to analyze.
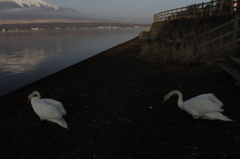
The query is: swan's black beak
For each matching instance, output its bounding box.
[162,98,165,104]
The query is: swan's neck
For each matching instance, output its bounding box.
[35,91,41,99]
[167,90,184,109]
[29,91,41,101]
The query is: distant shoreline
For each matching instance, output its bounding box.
[0,19,150,32]
[0,19,109,25]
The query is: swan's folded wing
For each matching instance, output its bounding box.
[42,99,67,115]
[194,93,223,107]
[33,100,63,119]
[207,94,223,107]
[184,98,224,114]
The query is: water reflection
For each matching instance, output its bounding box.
[0,49,47,74]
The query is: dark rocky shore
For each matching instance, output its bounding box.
[0,37,240,159]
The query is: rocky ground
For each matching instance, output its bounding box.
[0,37,240,159]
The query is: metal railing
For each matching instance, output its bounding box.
[154,0,236,22]
[193,14,240,55]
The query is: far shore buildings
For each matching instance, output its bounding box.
[0,24,149,32]
[31,28,40,31]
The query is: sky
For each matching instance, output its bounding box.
[45,0,211,24]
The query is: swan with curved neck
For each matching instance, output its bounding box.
[28,91,68,129]
[28,91,41,101]
[162,90,233,121]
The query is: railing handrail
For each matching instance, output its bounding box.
[154,0,236,22]
[193,14,239,55]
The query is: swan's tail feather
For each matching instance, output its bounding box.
[202,112,233,122]
[48,118,68,129]
[219,108,224,112]
[208,94,224,107]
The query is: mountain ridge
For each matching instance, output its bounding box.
[0,0,59,10]
[0,0,87,21]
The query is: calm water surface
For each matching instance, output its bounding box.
[0,28,144,97]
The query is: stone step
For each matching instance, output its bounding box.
[218,62,240,84]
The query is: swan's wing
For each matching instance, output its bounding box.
[201,112,233,121]
[42,98,67,115]
[32,100,63,119]
[48,118,68,129]
[207,94,223,107]
[194,93,223,107]
[183,97,224,115]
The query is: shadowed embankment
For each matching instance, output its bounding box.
[0,37,240,159]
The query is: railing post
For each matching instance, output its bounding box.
[193,4,195,18]
[165,11,167,21]
[175,8,177,19]
[193,33,198,55]
[163,11,166,21]
[169,21,173,59]
[167,10,169,20]
[210,0,213,16]
[219,0,223,15]
[180,7,182,18]
[168,10,170,20]
[166,10,168,20]
[231,0,234,14]
[233,14,238,50]
[201,2,204,17]
[170,9,172,20]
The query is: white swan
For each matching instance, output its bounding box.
[28,91,68,129]
[162,90,233,121]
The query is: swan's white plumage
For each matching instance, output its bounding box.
[162,90,233,122]
[28,91,68,128]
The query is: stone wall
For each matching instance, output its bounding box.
[140,14,235,41]
[139,14,236,62]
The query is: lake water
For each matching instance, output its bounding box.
[0,28,144,97]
